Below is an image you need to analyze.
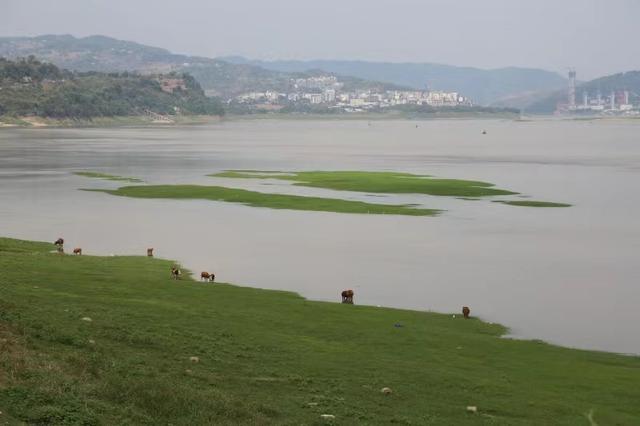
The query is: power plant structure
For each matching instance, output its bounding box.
[559,68,637,115]
[611,91,615,110]
[568,69,577,110]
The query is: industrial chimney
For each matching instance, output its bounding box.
[568,69,577,110]
[611,91,615,110]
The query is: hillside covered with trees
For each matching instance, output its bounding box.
[0,56,224,119]
[0,35,404,100]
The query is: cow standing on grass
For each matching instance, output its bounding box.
[73,248,82,255]
[462,306,471,319]
[341,289,354,304]
[171,266,181,280]
[53,238,65,255]
[147,248,154,257]
[200,272,215,282]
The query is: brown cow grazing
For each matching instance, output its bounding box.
[73,248,82,255]
[462,306,471,319]
[147,248,154,257]
[54,238,64,247]
[170,266,181,280]
[341,289,354,304]
[200,272,215,282]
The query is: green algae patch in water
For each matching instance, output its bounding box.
[90,185,441,216]
[493,200,572,208]
[75,171,143,183]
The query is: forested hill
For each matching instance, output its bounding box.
[0,57,224,119]
[221,57,567,106]
[0,35,404,99]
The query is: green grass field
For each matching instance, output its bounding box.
[211,171,518,198]
[75,171,143,183]
[89,185,440,216]
[1,237,639,425]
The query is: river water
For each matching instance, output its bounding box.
[1,119,638,354]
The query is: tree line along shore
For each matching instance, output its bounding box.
[0,57,224,123]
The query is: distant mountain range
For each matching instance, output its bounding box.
[221,57,567,106]
[4,34,635,113]
[0,35,404,99]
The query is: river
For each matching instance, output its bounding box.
[1,118,638,354]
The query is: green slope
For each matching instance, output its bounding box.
[0,57,224,119]
[0,237,638,425]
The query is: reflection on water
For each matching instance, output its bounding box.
[1,119,639,354]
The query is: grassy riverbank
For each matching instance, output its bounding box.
[0,113,519,129]
[0,115,223,128]
[90,185,441,216]
[0,237,639,425]
[225,109,522,121]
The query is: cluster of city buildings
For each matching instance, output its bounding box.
[562,70,638,115]
[233,76,472,112]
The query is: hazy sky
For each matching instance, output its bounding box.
[2,0,639,79]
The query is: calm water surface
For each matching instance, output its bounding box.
[1,119,639,354]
